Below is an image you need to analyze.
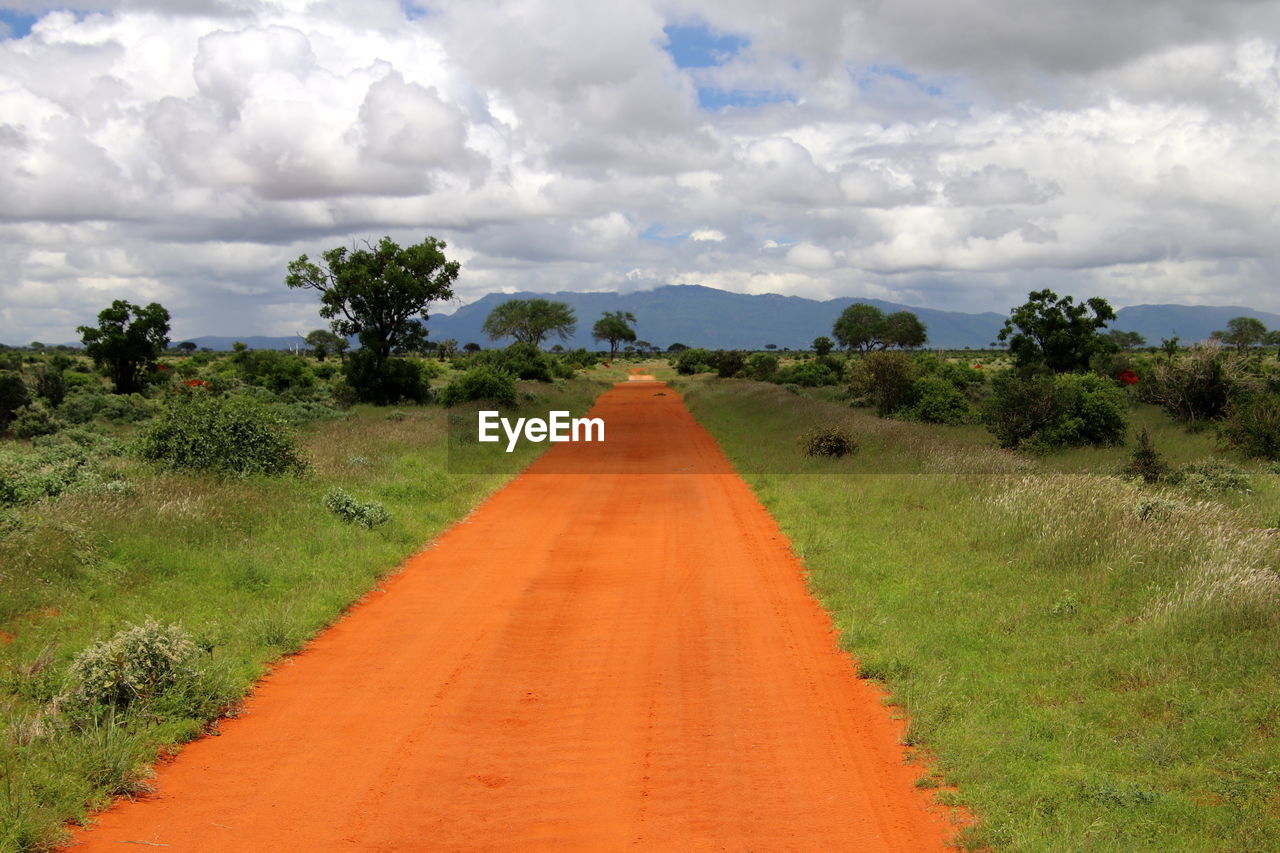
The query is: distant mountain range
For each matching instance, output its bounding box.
[179,285,1280,351]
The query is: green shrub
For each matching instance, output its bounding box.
[675,348,712,375]
[776,359,839,387]
[895,376,977,425]
[743,352,779,381]
[343,350,431,405]
[438,366,518,407]
[62,619,199,712]
[236,350,316,394]
[1148,346,1242,424]
[0,444,97,507]
[33,365,66,407]
[57,391,102,424]
[709,350,746,378]
[11,401,63,439]
[97,393,156,423]
[1120,427,1170,484]
[136,392,308,476]
[323,488,391,528]
[1170,460,1251,495]
[465,342,559,381]
[849,351,915,414]
[800,425,857,458]
[0,370,30,432]
[983,371,1127,451]
[1218,392,1280,460]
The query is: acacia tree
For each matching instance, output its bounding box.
[812,336,834,356]
[482,298,577,346]
[997,290,1116,373]
[286,236,458,400]
[832,304,927,351]
[304,329,348,362]
[592,310,637,358]
[1211,316,1268,352]
[77,300,171,394]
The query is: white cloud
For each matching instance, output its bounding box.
[1,0,1279,344]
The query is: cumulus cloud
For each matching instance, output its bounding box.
[0,0,1279,344]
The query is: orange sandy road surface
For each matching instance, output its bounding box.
[70,382,954,852]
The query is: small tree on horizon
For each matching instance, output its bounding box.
[997,289,1116,373]
[481,298,577,347]
[592,310,638,359]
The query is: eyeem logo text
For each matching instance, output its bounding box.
[478,410,605,453]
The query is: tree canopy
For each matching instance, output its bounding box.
[997,290,1116,373]
[592,310,637,358]
[77,300,171,394]
[1106,329,1146,350]
[832,304,928,351]
[481,298,577,346]
[304,329,348,361]
[286,235,458,367]
[1211,316,1268,352]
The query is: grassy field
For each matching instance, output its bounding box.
[0,376,608,852]
[681,377,1280,852]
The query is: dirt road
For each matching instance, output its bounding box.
[71,381,953,851]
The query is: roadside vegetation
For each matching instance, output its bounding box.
[679,370,1280,850]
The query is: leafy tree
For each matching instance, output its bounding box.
[1107,329,1146,350]
[667,342,689,353]
[997,290,1116,373]
[1160,336,1180,359]
[463,342,482,354]
[592,311,638,359]
[833,304,927,351]
[812,336,834,356]
[1210,316,1268,352]
[832,303,886,352]
[77,300,171,394]
[304,329,348,362]
[177,341,198,353]
[883,311,928,349]
[437,338,459,360]
[765,343,778,351]
[482,298,577,346]
[285,236,458,398]
[0,371,30,433]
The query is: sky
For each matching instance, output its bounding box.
[1,0,1279,343]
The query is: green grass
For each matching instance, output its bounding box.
[681,378,1280,852]
[0,376,607,852]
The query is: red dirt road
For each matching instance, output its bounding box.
[70,382,953,851]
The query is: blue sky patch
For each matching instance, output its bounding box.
[662,22,747,69]
[640,224,689,245]
[860,64,944,97]
[697,88,795,111]
[0,10,37,39]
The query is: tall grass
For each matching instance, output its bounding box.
[0,377,606,851]
[682,378,1280,852]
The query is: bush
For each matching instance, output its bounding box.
[1120,427,1170,484]
[708,350,746,378]
[0,444,97,507]
[1218,392,1280,460]
[11,401,62,439]
[343,350,431,405]
[895,376,977,425]
[983,371,1128,451]
[97,393,156,423]
[236,350,316,394]
[1170,460,1251,495]
[136,392,308,476]
[849,351,915,415]
[675,348,713,375]
[776,360,839,387]
[57,390,103,425]
[1148,346,1242,424]
[438,366,518,407]
[0,370,30,432]
[743,352,779,381]
[33,365,66,407]
[465,342,561,382]
[800,425,857,458]
[324,488,391,528]
[62,619,199,712]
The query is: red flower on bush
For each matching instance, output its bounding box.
[1117,369,1139,386]
[157,364,169,371]
[184,379,206,387]
[972,363,984,369]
